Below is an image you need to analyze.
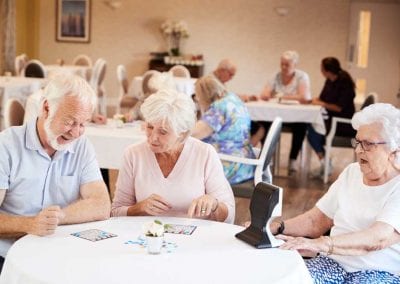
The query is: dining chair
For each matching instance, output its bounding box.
[323,92,378,183]
[14,55,28,76]
[72,54,93,67]
[116,64,137,113]
[24,59,46,78]
[219,117,283,198]
[4,98,25,128]
[169,65,191,78]
[90,58,107,116]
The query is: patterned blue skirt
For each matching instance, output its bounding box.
[305,255,400,284]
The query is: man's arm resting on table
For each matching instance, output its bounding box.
[0,189,64,237]
[60,180,111,225]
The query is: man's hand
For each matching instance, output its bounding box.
[27,206,65,236]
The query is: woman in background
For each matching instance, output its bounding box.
[307,57,356,177]
[253,50,311,175]
[192,76,255,184]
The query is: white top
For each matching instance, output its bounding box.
[0,217,313,284]
[317,163,400,274]
[268,69,311,100]
[112,137,235,223]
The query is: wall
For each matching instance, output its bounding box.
[35,0,351,105]
[348,2,400,105]
[15,0,40,59]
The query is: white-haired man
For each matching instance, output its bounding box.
[0,75,110,274]
[211,59,237,85]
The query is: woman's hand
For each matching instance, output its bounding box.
[91,114,107,125]
[277,235,327,257]
[135,194,172,216]
[310,98,325,106]
[188,194,218,218]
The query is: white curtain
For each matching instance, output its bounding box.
[0,0,16,75]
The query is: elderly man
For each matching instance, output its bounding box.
[0,75,111,274]
[211,59,237,84]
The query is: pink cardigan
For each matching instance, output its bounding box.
[111,137,235,223]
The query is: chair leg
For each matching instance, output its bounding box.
[323,145,331,184]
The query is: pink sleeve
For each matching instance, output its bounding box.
[111,147,137,216]
[204,145,235,223]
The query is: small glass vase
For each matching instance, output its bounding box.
[146,236,163,255]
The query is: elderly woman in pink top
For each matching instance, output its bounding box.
[111,89,235,223]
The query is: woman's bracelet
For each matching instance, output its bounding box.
[320,236,334,256]
[211,199,219,213]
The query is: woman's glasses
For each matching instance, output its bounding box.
[350,138,386,151]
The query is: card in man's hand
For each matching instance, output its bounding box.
[71,229,117,242]
[165,224,197,235]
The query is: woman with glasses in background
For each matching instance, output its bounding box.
[268,103,400,283]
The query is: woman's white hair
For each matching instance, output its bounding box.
[281,50,299,65]
[42,74,97,117]
[352,103,400,163]
[140,88,196,135]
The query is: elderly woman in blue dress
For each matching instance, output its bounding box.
[192,76,255,184]
[270,103,400,283]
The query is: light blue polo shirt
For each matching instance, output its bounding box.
[0,119,103,257]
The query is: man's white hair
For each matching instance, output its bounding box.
[42,74,97,117]
[352,103,400,164]
[140,88,196,135]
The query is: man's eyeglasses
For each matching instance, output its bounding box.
[350,138,386,151]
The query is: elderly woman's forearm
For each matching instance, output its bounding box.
[282,207,332,238]
[328,223,400,256]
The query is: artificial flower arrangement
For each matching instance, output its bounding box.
[143,220,169,237]
[160,20,189,56]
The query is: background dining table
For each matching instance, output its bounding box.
[85,120,147,169]
[45,65,92,81]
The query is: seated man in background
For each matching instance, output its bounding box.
[0,75,111,274]
[211,59,237,85]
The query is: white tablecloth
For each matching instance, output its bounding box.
[45,65,91,81]
[0,217,312,284]
[0,76,47,129]
[85,120,147,169]
[245,100,326,135]
[128,76,196,98]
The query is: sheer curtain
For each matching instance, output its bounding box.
[0,0,16,75]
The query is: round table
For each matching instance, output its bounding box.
[0,217,312,284]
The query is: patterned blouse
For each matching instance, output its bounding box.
[201,92,255,184]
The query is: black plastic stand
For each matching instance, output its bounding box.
[235,182,283,248]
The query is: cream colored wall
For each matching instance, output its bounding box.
[37,0,350,105]
[16,0,40,59]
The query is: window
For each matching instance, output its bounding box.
[357,11,371,68]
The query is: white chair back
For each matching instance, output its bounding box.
[169,65,190,78]
[72,54,93,67]
[116,64,132,114]
[14,55,26,76]
[90,58,107,115]
[4,99,25,128]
